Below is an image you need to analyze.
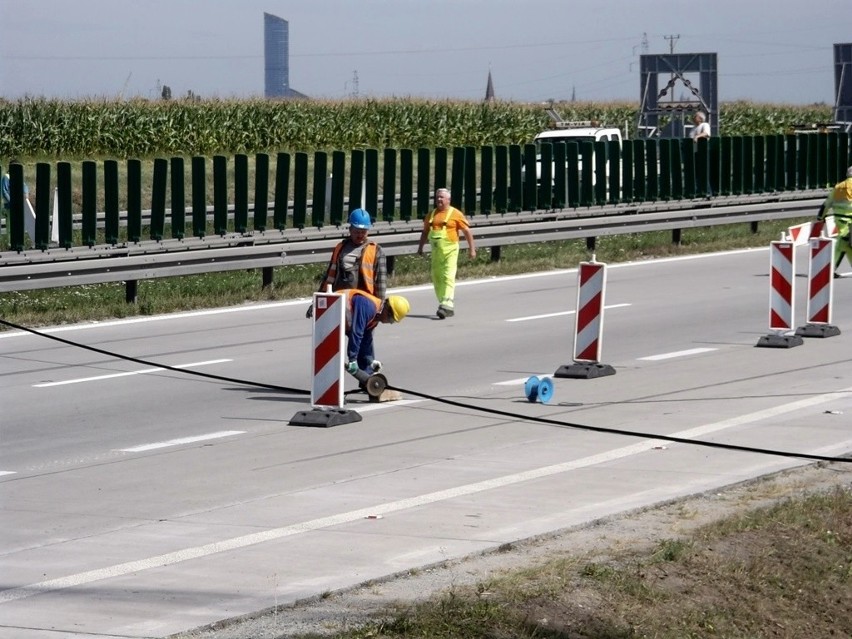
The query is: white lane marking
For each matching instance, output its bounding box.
[638,348,718,361]
[118,430,245,453]
[32,359,232,388]
[3,384,848,605]
[353,399,425,413]
[494,375,553,386]
[507,303,631,323]
[0,471,16,477]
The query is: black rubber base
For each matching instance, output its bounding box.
[755,333,804,348]
[554,362,616,379]
[795,323,841,338]
[289,408,363,428]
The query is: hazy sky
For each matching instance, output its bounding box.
[2,0,849,105]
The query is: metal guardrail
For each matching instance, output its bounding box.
[0,192,822,293]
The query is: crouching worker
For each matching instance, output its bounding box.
[345,291,410,376]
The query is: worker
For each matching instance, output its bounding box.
[345,291,410,375]
[416,187,476,319]
[817,165,852,277]
[306,208,387,317]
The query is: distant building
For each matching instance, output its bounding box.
[264,12,308,99]
[484,70,495,102]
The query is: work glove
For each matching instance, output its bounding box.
[346,361,359,375]
[305,304,314,319]
[368,360,382,373]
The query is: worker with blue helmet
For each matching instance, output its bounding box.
[306,208,387,317]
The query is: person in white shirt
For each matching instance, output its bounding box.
[690,111,711,141]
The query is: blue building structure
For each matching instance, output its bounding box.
[264,12,307,99]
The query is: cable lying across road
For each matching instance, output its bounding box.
[2,317,850,465]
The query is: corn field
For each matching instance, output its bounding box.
[0,97,834,160]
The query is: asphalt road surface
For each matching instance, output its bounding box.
[2,246,851,638]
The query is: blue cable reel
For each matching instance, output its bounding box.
[524,375,554,404]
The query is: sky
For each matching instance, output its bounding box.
[1,0,849,106]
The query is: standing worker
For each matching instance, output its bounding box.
[416,187,476,319]
[689,111,711,142]
[345,290,410,376]
[306,208,387,317]
[817,165,852,277]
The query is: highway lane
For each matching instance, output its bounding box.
[1,247,851,638]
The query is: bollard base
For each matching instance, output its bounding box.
[755,333,804,348]
[554,362,616,379]
[795,323,841,338]
[289,408,363,428]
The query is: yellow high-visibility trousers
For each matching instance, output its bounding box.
[834,215,852,271]
[429,235,459,309]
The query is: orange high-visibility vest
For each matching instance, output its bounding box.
[321,242,379,294]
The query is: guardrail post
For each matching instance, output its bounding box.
[451,146,465,209]
[255,153,271,232]
[732,136,744,195]
[150,157,167,241]
[382,148,397,222]
[191,156,207,238]
[621,139,634,202]
[566,141,580,208]
[349,149,364,213]
[399,148,413,221]
[293,152,308,229]
[753,136,765,193]
[743,136,754,194]
[816,132,828,187]
[632,139,646,203]
[171,157,186,239]
[128,159,142,242]
[329,151,345,225]
[593,140,607,205]
[416,148,430,218]
[682,139,696,199]
[34,162,51,250]
[552,142,566,209]
[632,140,644,203]
[57,161,73,248]
[538,142,553,210]
[103,160,120,244]
[658,138,671,200]
[710,137,721,196]
[213,155,228,235]
[312,151,328,228]
[464,145,477,215]
[785,133,798,191]
[696,137,711,197]
[494,145,508,214]
[234,154,248,233]
[8,163,25,251]
[720,136,733,195]
[669,138,683,200]
[827,132,838,183]
[508,144,522,212]
[522,143,537,211]
[580,141,594,206]
[838,133,850,179]
[366,149,380,217]
[82,160,97,247]
[434,147,448,190]
[480,145,494,214]
[274,152,290,229]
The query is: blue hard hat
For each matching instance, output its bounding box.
[348,208,372,229]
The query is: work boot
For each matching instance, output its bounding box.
[436,306,446,319]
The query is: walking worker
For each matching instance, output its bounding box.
[345,291,410,375]
[306,208,387,318]
[817,165,852,277]
[416,187,476,319]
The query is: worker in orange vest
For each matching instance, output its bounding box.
[306,208,387,317]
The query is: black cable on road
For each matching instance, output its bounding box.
[3,317,850,465]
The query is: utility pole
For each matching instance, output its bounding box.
[664,34,680,54]
[351,70,359,98]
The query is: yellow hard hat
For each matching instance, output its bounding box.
[386,295,410,322]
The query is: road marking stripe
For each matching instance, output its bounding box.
[4,384,849,605]
[118,430,246,453]
[507,303,630,323]
[33,359,232,388]
[0,471,16,477]
[638,348,718,361]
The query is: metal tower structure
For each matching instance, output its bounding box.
[834,43,852,132]
[637,52,718,139]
